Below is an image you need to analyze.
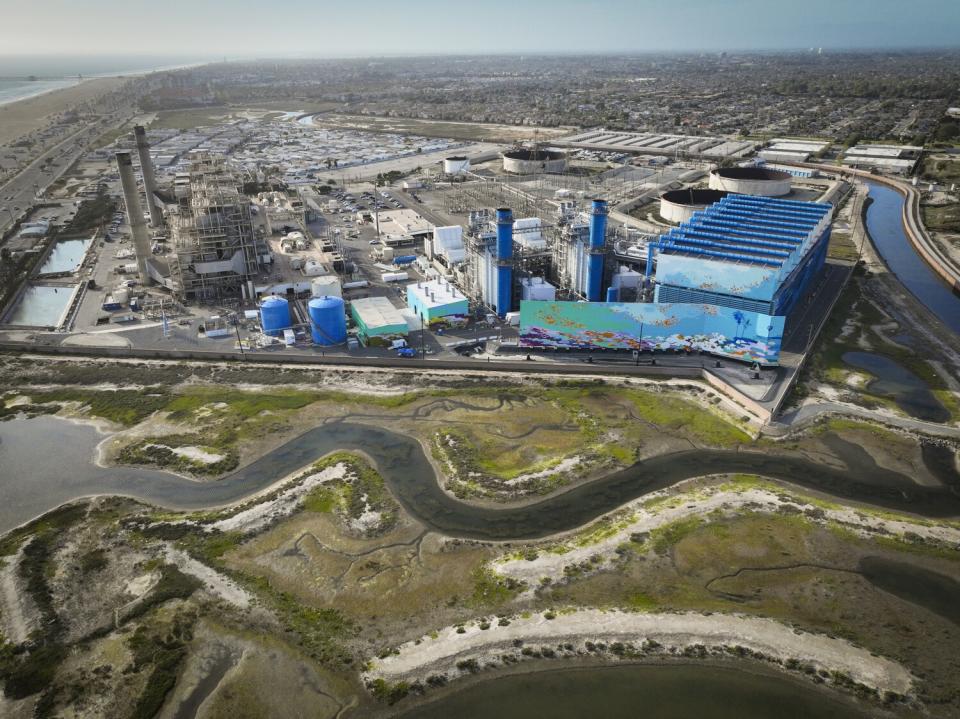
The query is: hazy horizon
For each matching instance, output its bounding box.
[1,0,957,57]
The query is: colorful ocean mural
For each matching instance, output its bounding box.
[519,300,786,364]
[655,253,782,301]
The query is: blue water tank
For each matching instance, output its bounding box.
[393,255,417,265]
[260,296,290,336]
[606,286,618,303]
[308,295,347,346]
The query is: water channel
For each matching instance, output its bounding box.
[842,351,949,422]
[2,415,959,538]
[863,181,960,333]
[398,664,872,719]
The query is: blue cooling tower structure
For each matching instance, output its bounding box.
[587,199,607,302]
[308,295,347,345]
[260,295,291,336]
[495,208,513,317]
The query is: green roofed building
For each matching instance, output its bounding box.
[350,296,408,343]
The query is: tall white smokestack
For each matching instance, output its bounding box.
[133,125,161,227]
[115,151,152,285]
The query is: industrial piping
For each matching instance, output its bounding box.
[115,151,152,286]
[587,199,608,301]
[133,126,162,228]
[496,208,514,317]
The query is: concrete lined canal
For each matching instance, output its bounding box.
[863,181,960,333]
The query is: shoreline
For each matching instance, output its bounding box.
[0,79,81,108]
[389,657,887,719]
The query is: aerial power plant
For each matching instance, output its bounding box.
[3,40,960,719]
[66,111,840,367]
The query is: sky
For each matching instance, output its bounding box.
[0,0,957,58]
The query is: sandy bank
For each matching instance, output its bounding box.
[366,609,914,697]
[0,77,127,146]
[490,480,960,588]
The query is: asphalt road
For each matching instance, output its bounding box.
[1,110,133,235]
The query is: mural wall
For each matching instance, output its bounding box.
[519,300,786,364]
[655,253,781,301]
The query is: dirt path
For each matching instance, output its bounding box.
[0,542,38,644]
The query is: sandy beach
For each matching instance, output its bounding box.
[0,77,127,146]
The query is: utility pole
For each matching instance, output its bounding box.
[235,322,246,360]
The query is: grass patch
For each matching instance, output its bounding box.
[625,390,750,447]
[827,230,860,261]
[470,566,524,608]
[244,576,354,668]
[28,388,170,426]
[303,486,338,513]
[626,592,659,611]
[648,516,704,555]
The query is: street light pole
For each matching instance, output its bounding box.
[636,321,644,365]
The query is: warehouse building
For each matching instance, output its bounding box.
[350,296,408,344]
[841,144,921,175]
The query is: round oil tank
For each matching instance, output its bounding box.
[659,188,729,223]
[260,295,290,336]
[708,167,792,197]
[502,147,567,175]
[443,155,470,175]
[308,295,347,346]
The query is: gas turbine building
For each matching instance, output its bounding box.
[519,195,832,365]
[652,195,832,317]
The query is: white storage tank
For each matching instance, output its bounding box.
[302,259,326,277]
[443,155,470,175]
[659,189,729,224]
[311,275,342,298]
[708,167,792,197]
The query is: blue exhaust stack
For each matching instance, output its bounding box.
[587,199,607,302]
[496,208,513,317]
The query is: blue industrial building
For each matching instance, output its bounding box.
[652,195,832,318]
[519,194,833,365]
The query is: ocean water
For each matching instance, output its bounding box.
[0,78,80,105]
[0,54,213,106]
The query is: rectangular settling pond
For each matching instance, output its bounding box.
[6,284,77,327]
[37,238,91,275]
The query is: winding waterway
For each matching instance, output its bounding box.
[863,181,960,333]
[1,415,959,538]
